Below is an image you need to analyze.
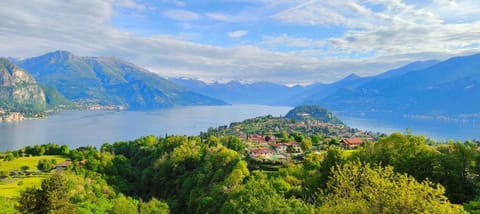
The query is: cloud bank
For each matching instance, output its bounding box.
[0,0,479,84]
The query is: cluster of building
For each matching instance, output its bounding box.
[0,111,25,122]
[242,133,371,160]
[240,134,302,160]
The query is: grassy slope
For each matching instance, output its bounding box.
[0,155,67,171]
[0,155,68,198]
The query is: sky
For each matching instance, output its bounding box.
[1,0,480,84]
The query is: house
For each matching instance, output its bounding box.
[55,159,87,170]
[249,148,273,158]
[55,160,72,170]
[285,142,302,153]
[270,143,288,153]
[249,134,268,144]
[341,138,364,149]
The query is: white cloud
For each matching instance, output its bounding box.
[206,13,236,22]
[163,9,200,21]
[272,1,372,27]
[115,0,145,10]
[228,30,248,39]
[0,0,480,85]
[161,0,186,7]
[263,34,325,48]
[269,0,480,60]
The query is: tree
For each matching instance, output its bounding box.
[16,187,42,214]
[37,159,57,172]
[40,172,75,213]
[318,162,463,213]
[318,148,344,189]
[16,172,75,214]
[112,195,139,214]
[356,132,437,181]
[311,134,323,146]
[3,153,15,161]
[433,142,477,203]
[221,171,313,214]
[0,197,16,214]
[301,138,312,151]
[139,198,169,214]
[221,136,246,153]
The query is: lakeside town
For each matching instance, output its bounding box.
[205,106,380,163]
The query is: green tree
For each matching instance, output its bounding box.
[311,134,323,146]
[112,195,139,214]
[221,136,246,153]
[433,142,477,203]
[16,187,42,214]
[0,197,16,214]
[221,171,313,214]
[3,152,15,161]
[40,172,75,213]
[356,132,437,181]
[318,162,463,213]
[16,172,75,214]
[318,148,344,189]
[301,138,313,151]
[37,159,57,172]
[139,198,169,214]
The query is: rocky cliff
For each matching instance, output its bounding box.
[0,58,47,116]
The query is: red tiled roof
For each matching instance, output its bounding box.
[342,138,364,145]
[250,148,272,155]
[55,160,72,167]
[285,142,300,146]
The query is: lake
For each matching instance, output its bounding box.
[0,105,291,151]
[339,114,480,142]
[1,105,479,151]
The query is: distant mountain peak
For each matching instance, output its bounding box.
[343,73,360,81]
[42,50,76,63]
[18,52,226,109]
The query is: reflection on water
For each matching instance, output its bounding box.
[0,105,291,151]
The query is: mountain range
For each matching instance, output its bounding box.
[2,50,479,118]
[169,60,441,107]
[168,78,307,105]
[17,51,225,110]
[319,54,480,116]
[171,53,480,117]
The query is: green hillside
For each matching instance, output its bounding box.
[18,51,226,109]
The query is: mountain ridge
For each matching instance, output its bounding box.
[17,51,227,110]
[318,53,480,116]
[0,58,47,116]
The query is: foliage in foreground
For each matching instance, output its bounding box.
[15,172,169,214]
[318,162,463,213]
[4,132,479,213]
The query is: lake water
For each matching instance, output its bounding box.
[1,105,479,151]
[0,105,291,151]
[339,114,480,142]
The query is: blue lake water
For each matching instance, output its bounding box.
[1,105,479,151]
[339,114,480,142]
[0,105,291,151]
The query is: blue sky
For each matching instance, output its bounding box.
[1,0,480,84]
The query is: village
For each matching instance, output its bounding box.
[206,111,380,163]
[241,133,376,162]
